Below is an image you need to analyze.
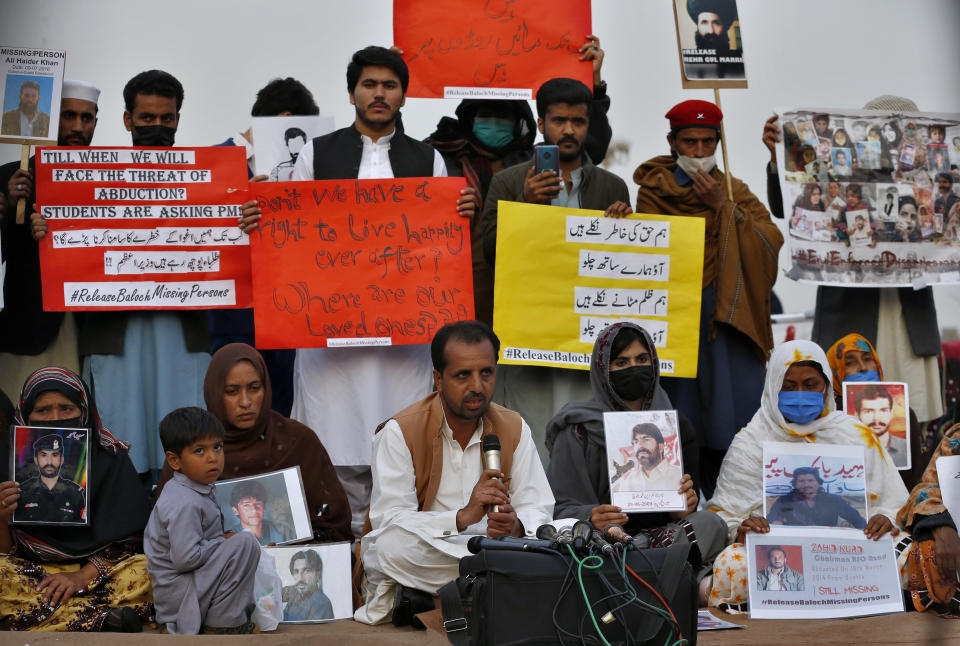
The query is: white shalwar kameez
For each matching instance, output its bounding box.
[354,414,554,624]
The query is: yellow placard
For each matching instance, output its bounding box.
[493,202,705,377]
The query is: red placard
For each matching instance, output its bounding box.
[394,0,593,99]
[35,146,251,311]
[249,178,474,348]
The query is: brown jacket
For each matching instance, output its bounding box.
[1,109,50,138]
[634,156,783,356]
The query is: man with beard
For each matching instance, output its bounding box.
[269,127,308,182]
[18,434,86,523]
[282,549,333,621]
[756,546,804,591]
[766,467,866,529]
[0,80,100,399]
[855,385,907,467]
[934,172,958,217]
[480,77,631,454]
[685,0,744,79]
[355,321,553,625]
[634,100,782,498]
[238,48,476,539]
[31,71,213,482]
[612,424,682,493]
[1,80,50,137]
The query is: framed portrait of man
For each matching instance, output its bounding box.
[263,542,353,623]
[842,381,910,470]
[672,0,747,88]
[603,410,685,512]
[762,441,868,530]
[214,466,312,545]
[10,426,89,525]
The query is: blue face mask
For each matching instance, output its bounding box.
[778,390,825,424]
[844,370,880,382]
[473,117,515,150]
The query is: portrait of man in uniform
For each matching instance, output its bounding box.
[14,432,87,524]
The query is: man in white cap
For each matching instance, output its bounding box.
[0,80,100,399]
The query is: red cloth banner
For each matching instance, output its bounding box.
[249,178,474,348]
[394,0,593,99]
[35,146,251,311]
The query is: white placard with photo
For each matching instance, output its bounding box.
[251,115,335,181]
[746,527,903,619]
[0,44,65,145]
[264,542,353,623]
[604,410,685,512]
[214,466,312,546]
[762,442,868,530]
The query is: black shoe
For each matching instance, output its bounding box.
[392,585,434,628]
[101,607,142,633]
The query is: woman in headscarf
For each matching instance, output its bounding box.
[705,340,908,612]
[896,423,960,617]
[157,343,352,543]
[0,367,152,631]
[827,333,925,489]
[545,322,727,578]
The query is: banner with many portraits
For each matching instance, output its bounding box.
[776,108,960,287]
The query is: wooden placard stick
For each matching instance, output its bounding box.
[16,144,29,224]
[713,88,734,201]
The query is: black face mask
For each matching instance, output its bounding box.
[610,365,655,402]
[132,124,176,147]
[29,416,84,429]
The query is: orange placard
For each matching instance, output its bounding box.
[35,146,251,310]
[249,178,474,349]
[394,0,593,99]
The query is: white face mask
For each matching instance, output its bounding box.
[676,155,717,177]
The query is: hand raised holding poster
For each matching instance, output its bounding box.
[394,0,593,99]
[249,178,474,348]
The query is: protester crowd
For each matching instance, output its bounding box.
[0,27,957,636]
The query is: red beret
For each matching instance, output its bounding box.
[665,100,723,130]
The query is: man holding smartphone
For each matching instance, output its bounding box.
[480,77,632,456]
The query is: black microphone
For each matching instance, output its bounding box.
[467,536,555,554]
[556,527,574,547]
[536,523,560,548]
[603,524,631,545]
[590,529,615,556]
[572,521,593,552]
[483,434,502,513]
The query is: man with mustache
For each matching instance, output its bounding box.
[238,47,477,540]
[0,80,100,399]
[612,424,682,493]
[855,385,907,468]
[355,321,552,625]
[282,549,334,621]
[480,77,631,457]
[766,466,867,529]
[684,0,745,79]
[18,434,86,523]
[1,80,50,137]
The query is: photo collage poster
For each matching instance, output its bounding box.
[776,108,960,286]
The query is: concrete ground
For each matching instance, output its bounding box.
[1,608,957,645]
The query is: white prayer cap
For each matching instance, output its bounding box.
[62,80,100,105]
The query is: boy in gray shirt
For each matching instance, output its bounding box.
[145,407,260,634]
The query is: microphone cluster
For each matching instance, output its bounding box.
[467,521,648,556]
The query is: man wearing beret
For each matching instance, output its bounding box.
[18,434,86,523]
[634,100,783,498]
